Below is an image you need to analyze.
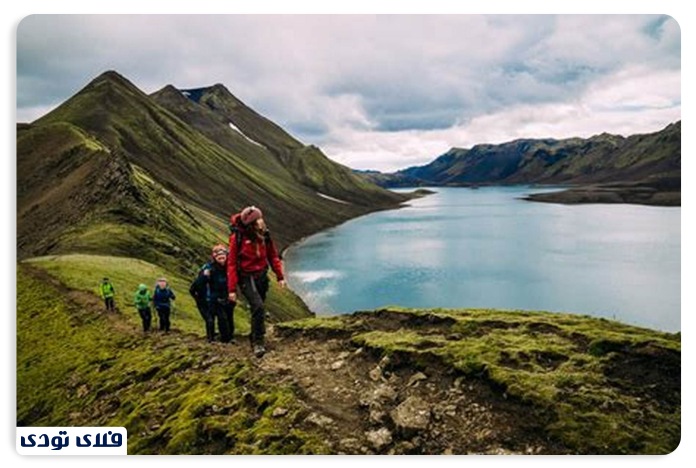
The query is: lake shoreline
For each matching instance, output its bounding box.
[521,185,681,207]
[283,186,680,332]
[280,187,433,259]
[378,182,680,207]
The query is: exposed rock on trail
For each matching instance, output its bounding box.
[271,308,680,455]
[264,324,562,454]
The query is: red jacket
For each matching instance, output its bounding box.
[227,225,284,292]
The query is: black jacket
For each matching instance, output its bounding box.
[190,261,229,304]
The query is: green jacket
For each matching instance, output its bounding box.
[100,282,115,299]
[134,288,151,309]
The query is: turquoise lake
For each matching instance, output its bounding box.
[284,186,681,332]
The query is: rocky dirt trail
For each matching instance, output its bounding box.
[27,265,565,454]
[259,323,562,454]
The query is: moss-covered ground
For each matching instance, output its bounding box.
[17,264,328,454]
[280,307,680,454]
[17,260,680,455]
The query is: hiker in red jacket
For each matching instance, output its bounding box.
[227,206,286,357]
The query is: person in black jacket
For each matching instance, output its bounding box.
[190,244,234,343]
[190,263,214,341]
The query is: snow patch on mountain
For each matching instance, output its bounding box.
[229,122,266,148]
[317,193,351,205]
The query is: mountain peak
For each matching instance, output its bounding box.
[210,83,230,93]
[34,70,148,127]
[87,70,138,90]
[97,69,124,79]
[151,84,186,100]
[159,84,180,93]
[179,83,240,106]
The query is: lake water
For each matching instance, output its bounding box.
[284,186,681,332]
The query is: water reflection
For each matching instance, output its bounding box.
[285,187,680,332]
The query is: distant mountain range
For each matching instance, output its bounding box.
[17,71,407,271]
[360,122,680,206]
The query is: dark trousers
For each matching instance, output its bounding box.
[104,297,115,311]
[197,300,235,342]
[239,271,269,346]
[196,300,215,342]
[138,307,152,332]
[211,300,235,343]
[156,305,171,332]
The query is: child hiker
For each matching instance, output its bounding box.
[133,283,152,332]
[153,278,176,332]
[100,277,116,312]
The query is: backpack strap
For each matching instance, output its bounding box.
[230,223,277,272]
[230,225,244,274]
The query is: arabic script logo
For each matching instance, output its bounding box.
[17,427,127,455]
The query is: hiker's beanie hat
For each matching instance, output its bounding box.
[241,206,263,226]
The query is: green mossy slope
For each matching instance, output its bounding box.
[17,265,327,454]
[20,71,408,265]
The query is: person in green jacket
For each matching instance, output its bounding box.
[133,284,152,332]
[100,277,116,312]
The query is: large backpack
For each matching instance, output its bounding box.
[154,285,171,304]
[229,214,274,272]
[189,263,210,301]
[134,290,150,309]
[101,282,115,298]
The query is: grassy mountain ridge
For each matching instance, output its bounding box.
[18,70,408,270]
[17,120,138,258]
[162,83,404,206]
[180,83,304,154]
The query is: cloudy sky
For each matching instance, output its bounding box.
[17,14,681,172]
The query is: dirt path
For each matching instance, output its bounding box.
[260,327,561,454]
[25,264,564,454]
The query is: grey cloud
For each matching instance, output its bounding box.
[308,15,678,134]
[372,110,463,133]
[16,14,680,168]
[283,120,330,142]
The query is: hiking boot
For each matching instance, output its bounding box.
[253,344,266,358]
